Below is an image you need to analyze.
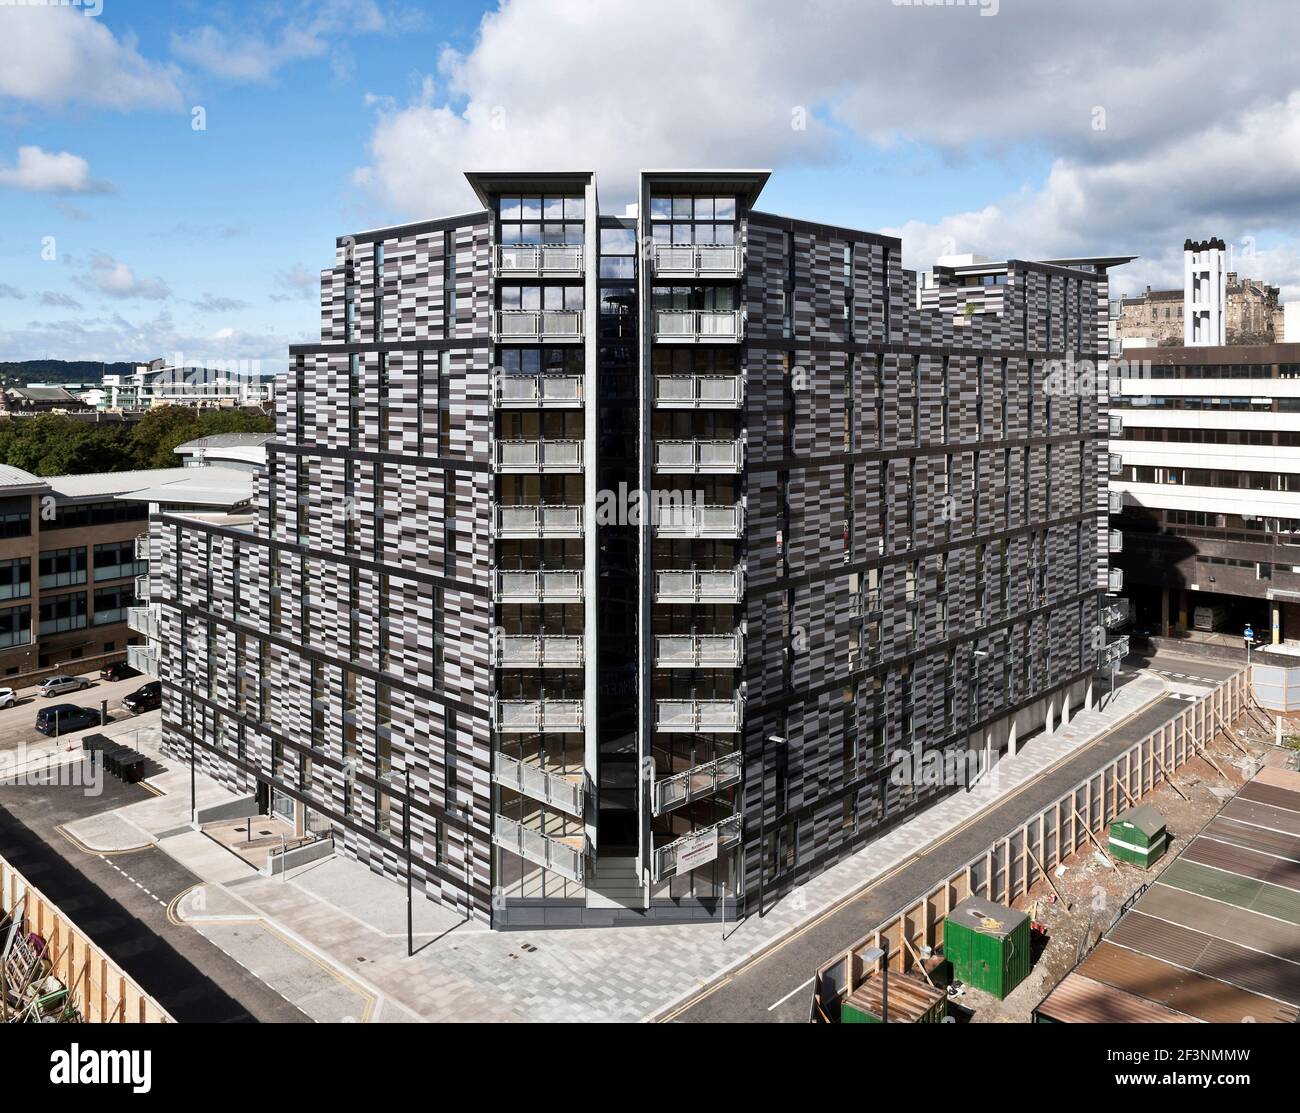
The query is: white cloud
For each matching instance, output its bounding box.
[270,264,318,303]
[0,146,111,194]
[0,284,24,300]
[75,254,170,301]
[192,293,250,313]
[0,5,182,110]
[171,0,389,83]
[40,291,83,310]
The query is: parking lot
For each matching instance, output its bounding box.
[0,670,158,755]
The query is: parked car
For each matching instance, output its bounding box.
[0,687,15,709]
[122,681,162,714]
[100,661,140,683]
[35,704,100,736]
[39,675,91,698]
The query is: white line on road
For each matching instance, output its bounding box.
[768,976,813,1012]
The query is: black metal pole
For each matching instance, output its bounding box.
[758,735,766,917]
[404,766,412,958]
[190,737,196,820]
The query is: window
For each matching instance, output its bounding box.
[497,194,584,245]
[0,605,31,649]
[39,547,87,589]
[93,583,136,626]
[0,558,30,601]
[93,540,146,582]
[648,194,736,245]
[39,591,87,635]
[0,496,30,539]
[43,501,146,531]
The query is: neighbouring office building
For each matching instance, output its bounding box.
[1109,340,1300,645]
[148,170,1128,928]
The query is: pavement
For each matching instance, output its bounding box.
[0,650,1244,1023]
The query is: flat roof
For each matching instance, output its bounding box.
[46,468,194,503]
[1035,971,1199,1024]
[115,466,253,509]
[947,895,1028,937]
[0,465,47,494]
[1121,341,1300,363]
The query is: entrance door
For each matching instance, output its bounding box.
[271,788,295,823]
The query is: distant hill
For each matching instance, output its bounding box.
[0,360,136,384]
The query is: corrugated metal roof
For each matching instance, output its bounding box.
[1110,911,1300,1007]
[1035,972,1198,1024]
[174,433,273,450]
[0,464,46,491]
[119,467,253,508]
[1220,798,1300,838]
[1254,766,1300,793]
[1081,941,1298,1024]
[45,468,193,501]
[843,972,945,1023]
[1183,836,1300,893]
[1158,859,1300,925]
[1138,884,1300,965]
[1238,781,1300,814]
[1203,816,1300,862]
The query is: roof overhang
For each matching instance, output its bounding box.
[464,170,596,209]
[640,170,770,208]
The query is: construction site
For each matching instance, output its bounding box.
[810,669,1300,1024]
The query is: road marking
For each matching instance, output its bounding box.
[768,977,813,1012]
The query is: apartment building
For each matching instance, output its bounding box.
[1109,341,1300,646]
[149,169,1127,928]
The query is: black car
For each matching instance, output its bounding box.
[122,682,162,714]
[35,704,101,736]
[100,661,140,683]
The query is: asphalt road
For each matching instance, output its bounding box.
[663,670,1218,1023]
[0,671,158,754]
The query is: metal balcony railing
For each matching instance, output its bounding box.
[653,439,744,474]
[133,535,150,561]
[126,643,158,677]
[494,634,584,669]
[654,309,743,343]
[1109,530,1124,554]
[135,575,151,601]
[492,814,587,883]
[1108,453,1123,477]
[493,698,585,734]
[493,569,584,603]
[1109,413,1123,436]
[494,439,584,473]
[495,243,584,277]
[1108,567,1124,592]
[654,695,744,733]
[653,502,744,539]
[653,374,744,408]
[494,309,584,342]
[1108,489,1124,514]
[652,751,742,815]
[493,504,584,539]
[654,567,744,604]
[493,373,584,407]
[494,752,584,817]
[652,814,742,881]
[651,243,744,278]
[1101,596,1132,629]
[654,633,743,669]
[127,604,159,640]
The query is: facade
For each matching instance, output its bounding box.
[149,169,1125,929]
[1110,341,1300,645]
[1,386,94,414]
[100,359,277,411]
[0,466,181,677]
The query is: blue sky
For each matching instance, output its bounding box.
[3,0,1299,370]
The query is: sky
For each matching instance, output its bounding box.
[2,0,1300,372]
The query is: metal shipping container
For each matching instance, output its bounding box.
[943,896,1031,1000]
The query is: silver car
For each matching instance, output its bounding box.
[39,675,91,698]
[0,687,14,709]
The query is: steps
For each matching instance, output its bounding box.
[585,856,647,910]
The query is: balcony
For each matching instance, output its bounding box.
[126,643,158,677]
[652,814,742,881]
[654,633,743,669]
[654,695,744,734]
[651,244,744,279]
[654,567,745,604]
[494,752,584,817]
[495,243,584,278]
[133,535,150,561]
[493,373,584,408]
[1108,489,1124,514]
[494,309,584,343]
[135,575,151,601]
[1108,530,1124,554]
[1109,413,1124,436]
[493,698,585,734]
[1108,567,1124,592]
[1108,453,1123,477]
[493,504,584,539]
[492,814,587,884]
[127,604,159,640]
[494,569,584,604]
[654,310,743,343]
[494,634,584,669]
[494,439,584,474]
[653,502,744,540]
[653,439,744,475]
[653,374,744,409]
[652,751,742,815]
[1101,596,1132,629]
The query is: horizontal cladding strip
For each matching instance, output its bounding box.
[288,338,495,356]
[742,338,1112,361]
[752,431,1109,473]
[154,514,490,600]
[159,596,487,721]
[748,615,1099,725]
[747,210,901,249]
[759,513,1104,596]
[335,209,491,247]
[269,442,494,475]
[162,714,480,901]
[747,666,1097,868]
